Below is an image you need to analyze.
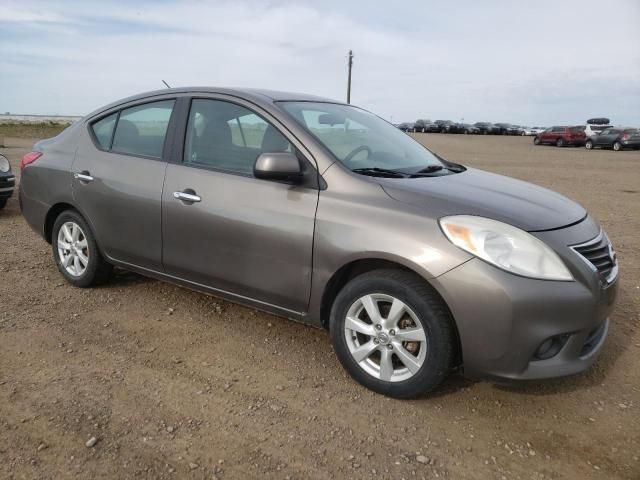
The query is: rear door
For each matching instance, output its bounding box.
[73,98,176,270]
[161,97,319,313]
[597,129,620,146]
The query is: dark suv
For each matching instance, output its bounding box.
[434,120,456,133]
[473,122,500,135]
[585,128,640,151]
[534,126,587,147]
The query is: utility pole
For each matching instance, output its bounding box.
[346,50,354,104]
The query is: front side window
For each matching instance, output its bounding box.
[280,102,444,174]
[91,112,118,149]
[111,100,175,158]
[184,99,292,175]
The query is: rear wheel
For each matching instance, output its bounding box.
[613,141,622,151]
[585,140,593,150]
[330,269,455,398]
[556,138,565,147]
[52,210,112,287]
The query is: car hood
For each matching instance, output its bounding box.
[378,167,586,231]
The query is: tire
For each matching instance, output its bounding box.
[613,141,622,151]
[556,138,565,147]
[533,136,541,145]
[52,209,112,287]
[329,269,455,398]
[585,140,593,150]
[0,198,6,210]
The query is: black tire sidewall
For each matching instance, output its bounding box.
[329,271,454,398]
[52,210,105,288]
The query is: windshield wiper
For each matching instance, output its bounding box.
[412,165,444,175]
[352,167,409,178]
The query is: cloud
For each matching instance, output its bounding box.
[0,0,638,125]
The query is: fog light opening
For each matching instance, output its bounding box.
[534,334,570,361]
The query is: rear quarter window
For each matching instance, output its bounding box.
[91,113,118,149]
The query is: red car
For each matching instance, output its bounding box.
[534,126,587,147]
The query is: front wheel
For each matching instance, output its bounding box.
[556,138,565,147]
[533,137,541,145]
[52,210,112,287]
[585,140,593,150]
[613,141,622,151]
[330,269,455,398]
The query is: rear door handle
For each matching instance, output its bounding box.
[173,190,201,203]
[74,171,94,183]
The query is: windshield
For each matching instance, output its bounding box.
[279,102,444,173]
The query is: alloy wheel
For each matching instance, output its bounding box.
[343,294,427,382]
[57,221,89,277]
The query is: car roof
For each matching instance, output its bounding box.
[86,87,342,119]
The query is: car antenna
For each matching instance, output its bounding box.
[162,80,171,89]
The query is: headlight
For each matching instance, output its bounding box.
[439,215,573,281]
[0,154,10,173]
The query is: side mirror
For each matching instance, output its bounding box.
[254,152,303,183]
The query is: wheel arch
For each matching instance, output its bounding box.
[318,257,463,367]
[44,202,100,250]
[44,202,77,243]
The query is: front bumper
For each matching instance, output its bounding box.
[0,172,15,200]
[431,217,618,382]
[621,140,640,148]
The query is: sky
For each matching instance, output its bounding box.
[1,0,639,126]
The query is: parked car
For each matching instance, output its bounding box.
[518,126,536,136]
[495,123,516,135]
[459,123,480,134]
[530,127,546,135]
[584,118,612,138]
[423,121,440,133]
[414,119,435,133]
[584,123,612,137]
[585,128,640,151]
[397,122,415,133]
[434,120,456,133]
[534,126,587,147]
[0,153,15,210]
[19,88,618,398]
[473,122,500,135]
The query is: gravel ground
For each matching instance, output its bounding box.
[1,134,639,479]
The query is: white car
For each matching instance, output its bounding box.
[584,124,612,137]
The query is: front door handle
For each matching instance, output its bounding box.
[173,190,201,203]
[74,171,94,183]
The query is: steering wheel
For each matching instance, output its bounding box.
[343,145,372,164]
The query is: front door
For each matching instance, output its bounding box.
[72,98,176,270]
[162,98,319,313]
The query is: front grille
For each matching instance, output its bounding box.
[0,176,15,188]
[572,232,617,282]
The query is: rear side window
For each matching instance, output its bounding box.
[111,100,175,158]
[570,127,584,133]
[91,113,118,149]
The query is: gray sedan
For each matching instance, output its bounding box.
[19,88,618,398]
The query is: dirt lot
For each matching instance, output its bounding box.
[1,133,639,480]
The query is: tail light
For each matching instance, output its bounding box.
[621,133,630,141]
[20,151,42,170]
